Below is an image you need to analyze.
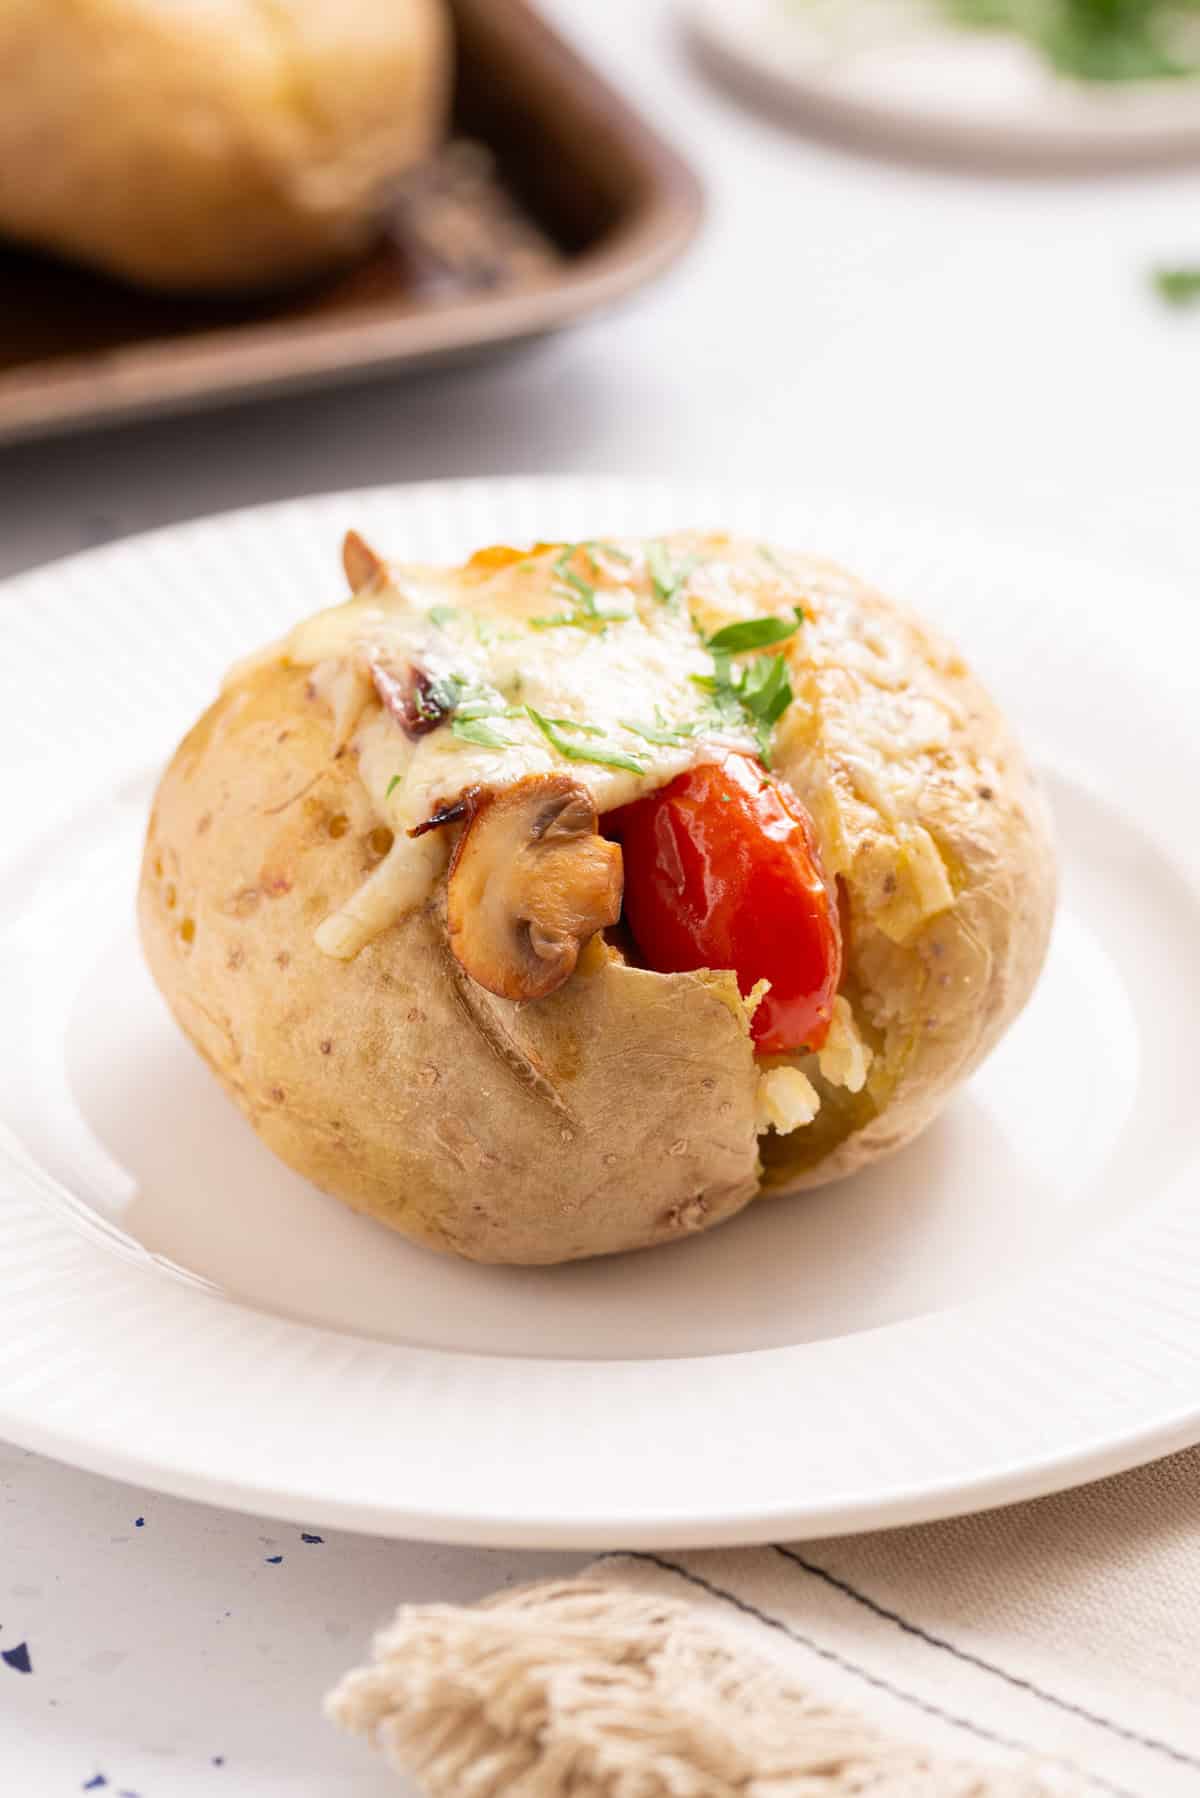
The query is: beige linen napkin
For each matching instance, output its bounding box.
[327,1447,1199,1797]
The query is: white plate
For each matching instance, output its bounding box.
[689,0,1200,165]
[1,474,1199,1547]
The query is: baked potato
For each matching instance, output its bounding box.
[139,531,1055,1264]
[0,0,450,292]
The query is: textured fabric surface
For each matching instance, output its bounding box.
[329,1448,1200,1796]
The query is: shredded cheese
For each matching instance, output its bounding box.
[818,995,873,1094]
[756,1067,821,1134]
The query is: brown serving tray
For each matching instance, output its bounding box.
[0,0,702,447]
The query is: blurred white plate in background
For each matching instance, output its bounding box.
[1,474,1198,1545]
[689,0,1200,164]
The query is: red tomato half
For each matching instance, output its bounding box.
[604,753,842,1054]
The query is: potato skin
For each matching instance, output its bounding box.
[139,540,1056,1263]
[760,551,1056,1195]
[0,0,449,292]
[139,665,763,1265]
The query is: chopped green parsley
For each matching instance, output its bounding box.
[692,610,803,767]
[705,609,803,655]
[527,706,647,774]
[621,714,702,747]
[451,717,513,749]
[646,540,695,606]
[530,545,633,632]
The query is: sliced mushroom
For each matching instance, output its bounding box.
[370,656,459,739]
[446,775,624,1002]
[342,530,386,595]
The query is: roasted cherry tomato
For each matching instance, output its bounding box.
[604,752,842,1054]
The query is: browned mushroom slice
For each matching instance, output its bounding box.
[370,657,458,739]
[447,775,624,1001]
[342,530,386,595]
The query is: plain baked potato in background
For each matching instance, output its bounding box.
[0,0,450,292]
[139,534,1056,1264]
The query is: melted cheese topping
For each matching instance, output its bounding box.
[817,995,873,1094]
[276,538,802,958]
[230,533,893,1142]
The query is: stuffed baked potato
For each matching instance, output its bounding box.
[0,0,450,292]
[139,531,1055,1264]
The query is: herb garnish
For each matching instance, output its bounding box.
[527,706,647,774]
[561,568,596,605]
[646,540,695,606]
[621,712,702,747]
[451,717,513,749]
[527,613,578,631]
[691,610,803,766]
[530,545,633,632]
[1154,266,1200,307]
[386,774,402,798]
[739,656,795,763]
[705,609,803,654]
[432,673,523,747]
[534,715,608,737]
[428,604,506,645]
[452,691,502,722]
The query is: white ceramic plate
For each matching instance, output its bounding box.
[2,474,1199,1548]
[689,0,1200,165]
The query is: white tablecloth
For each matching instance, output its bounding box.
[332,1449,1200,1796]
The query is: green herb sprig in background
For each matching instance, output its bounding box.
[1153,266,1200,306]
[942,0,1200,82]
